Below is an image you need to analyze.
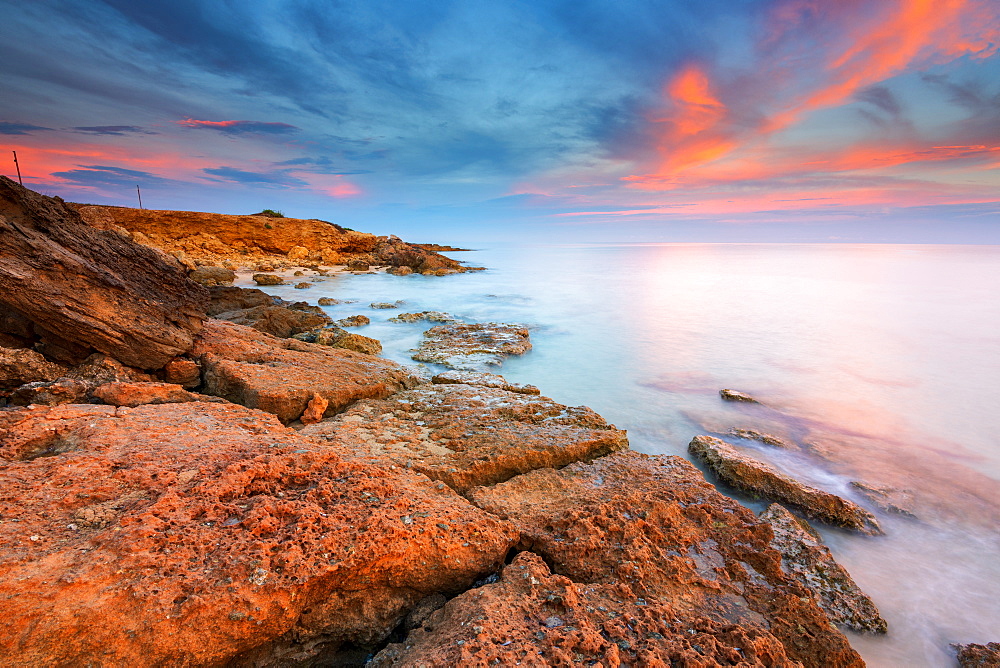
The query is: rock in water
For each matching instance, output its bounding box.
[954,642,1000,667]
[302,383,628,493]
[0,178,207,368]
[375,452,863,667]
[0,402,516,665]
[760,504,887,633]
[688,435,883,535]
[720,388,760,403]
[413,323,531,370]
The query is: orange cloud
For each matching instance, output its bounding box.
[631,0,1000,188]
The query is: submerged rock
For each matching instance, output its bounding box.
[0,402,516,665]
[688,435,883,535]
[0,178,207,368]
[191,320,419,423]
[760,504,887,633]
[415,452,864,667]
[730,427,795,448]
[412,323,532,371]
[388,311,459,324]
[302,383,627,493]
[720,389,760,403]
[370,301,404,309]
[431,370,539,395]
[850,481,917,518]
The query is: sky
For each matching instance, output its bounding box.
[1,0,998,243]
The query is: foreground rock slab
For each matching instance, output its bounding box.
[689,435,883,535]
[412,322,532,370]
[302,383,627,493]
[760,504,887,634]
[0,177,207,368]
[0,402,516,666]
[403,452,863,667]
[191,320,419,423]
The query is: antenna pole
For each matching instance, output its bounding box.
[136,185,143,209]
[12,151,23,185]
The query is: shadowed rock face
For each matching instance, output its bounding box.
[302,383,628,493]
[0,178,208,369]
[760,504,887,634]
[191,320,420,423]
[689,435,883,535]
[386,452,863,667]
[0,402,517,666]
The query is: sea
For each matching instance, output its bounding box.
[243,242,1000,668]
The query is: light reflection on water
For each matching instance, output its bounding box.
[250,242,1000,667]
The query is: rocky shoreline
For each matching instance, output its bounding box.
[0,177,989,666]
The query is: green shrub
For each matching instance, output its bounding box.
[257,209,285,218]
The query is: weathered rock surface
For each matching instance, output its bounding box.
[91,381,200,407]
[412,322,532,371]
[0,402,516,665]
[302,383,628,493]
[188,266,236,286]
[215,304,332,339]
[0,346,67,390]
[689,435,883,535]
[191,320,418,423]
[296,326,382,356]
[721,389,760,403]
[294,282,312,289]
[333,315,370,328]
[206,286,279,316]
[163,357,201,388]
[253,273,285,285]
[371,301,404,309]
[955,642,1000,667]
[8,378,91,406]
[0,178,207,368]
[431,370,540,395]
[406,452,864,667]
[389,311,459,324]
[760,504,887,634]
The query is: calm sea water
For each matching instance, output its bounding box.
[249,243,1000,668]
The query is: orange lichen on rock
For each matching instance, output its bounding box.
[0,402,516,666]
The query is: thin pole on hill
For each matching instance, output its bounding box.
[136,185,143,210]
[12,151,23,185]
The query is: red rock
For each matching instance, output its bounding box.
[0,402,516,665]
[188,266,236,286]
[389,451,862,667]
[91,381,199,407]
[0,178,208,368]
[955,642,1000,667]
[689,435,883,535]
[760,503,886,633]
[163,357,201,388]
[191,319,419,423]
[0,346,68,390]
[217,304,332,339]
[300,393,329,424]
[302,383,628,493]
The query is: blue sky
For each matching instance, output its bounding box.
[1,0,998,242]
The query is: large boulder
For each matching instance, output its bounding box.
[385,452,863,667]
[0,346,67,390]
[190,320,419,423]
[0,402,516,665]
[302,382,628,493]
[0,178,207,368]
[689,435,883,535]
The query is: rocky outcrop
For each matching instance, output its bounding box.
[760,504,887,633]
[402,452,864,667]
[0,178,208,368]
[293,326,382,356]
[0,402,516,665]
[955,642,1000,667]
[413,323,532,371]
[0,346,67,390]
[188,266,236,286]
[431,370,540,395]
[302,383,628,493]
[207,286,332,339]
[191,320,418,423]
[253,273,284,285]
[206,286,279,316]
[689,435,883,535]
[333,315,370,328]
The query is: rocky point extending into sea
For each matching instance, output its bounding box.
[4,175,991,667]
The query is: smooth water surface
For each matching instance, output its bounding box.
[254,243,1000,667]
